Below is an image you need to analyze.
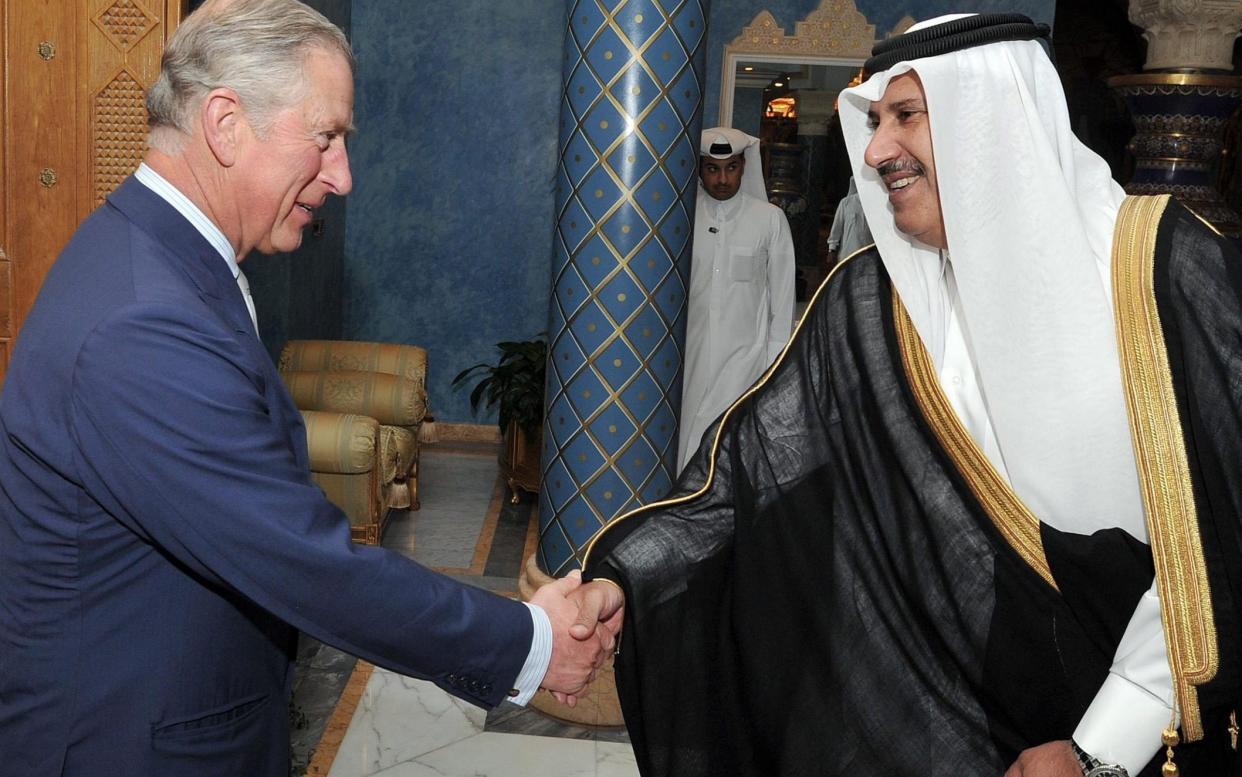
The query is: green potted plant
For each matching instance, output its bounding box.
[452,336,547,501]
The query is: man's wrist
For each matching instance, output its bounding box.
[1070,739,1130,777]
[1073,672,1169,772]
[509,602,552,706]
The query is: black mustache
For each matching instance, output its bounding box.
[877,159,925,178]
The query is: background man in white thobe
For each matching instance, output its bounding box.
[678,127,795,471]
[826,175,873,265]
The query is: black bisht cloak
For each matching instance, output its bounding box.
[583,199,1242,776]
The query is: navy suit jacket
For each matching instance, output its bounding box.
[0,177,532,775]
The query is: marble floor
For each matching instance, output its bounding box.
[289,439,639,777]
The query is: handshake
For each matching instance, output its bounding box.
[529,572,627,706]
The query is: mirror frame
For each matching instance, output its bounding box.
[718,2,910,125]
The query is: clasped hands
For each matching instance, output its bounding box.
[529,571,626,706]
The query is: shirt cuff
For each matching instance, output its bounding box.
[1073,672,1171,774]
[508,602,553,706]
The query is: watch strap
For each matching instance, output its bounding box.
[1070,739,1129,777]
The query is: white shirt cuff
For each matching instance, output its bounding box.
[1073,672,1171,774]
[508,602,553,706]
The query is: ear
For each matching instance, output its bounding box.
[199,87,245,168]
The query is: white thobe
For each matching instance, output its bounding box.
[678,191,795,471]
[827,182,873,263]
[938,255,1173,773]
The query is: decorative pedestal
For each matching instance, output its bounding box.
[767,140,810,260]
[500,422,541,504]
[1109,73,1242,236]
[518,554,625,727]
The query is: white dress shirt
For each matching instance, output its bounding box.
[937,253,1172,772]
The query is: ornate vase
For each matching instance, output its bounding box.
[1109,73,1242,236]
[1109,0,1242,236]
[766,141,809,239]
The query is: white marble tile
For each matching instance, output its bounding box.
[328,669,485,777]
[379,731,597,777]
[596,741,640,777]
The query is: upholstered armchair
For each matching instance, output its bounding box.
[278,340,427,545]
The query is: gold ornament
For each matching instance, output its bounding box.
[1161,726,1179,776]
[1162,727,1180,747]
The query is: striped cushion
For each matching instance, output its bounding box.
[300,410,377,475]
[279,339,427,386]
[283,370,426,427]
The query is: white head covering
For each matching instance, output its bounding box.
[699,126,767,201]
[838,15,1143,537]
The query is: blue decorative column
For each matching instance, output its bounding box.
[538,0,709,576]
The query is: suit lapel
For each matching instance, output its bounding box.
[106,177,255,338]
[107,176,308,465]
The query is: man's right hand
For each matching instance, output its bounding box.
[529,572,618,699]
[553,579,627,706]
[568,579,625,642]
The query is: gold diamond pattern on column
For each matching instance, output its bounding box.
[93,69,149,206]
[92,0,159,53]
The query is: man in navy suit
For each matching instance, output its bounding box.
[0,1,616,773]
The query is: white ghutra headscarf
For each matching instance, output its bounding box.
[837,15,1144,539]
[699,126,767,201]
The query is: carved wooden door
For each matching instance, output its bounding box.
[0,0,185,383]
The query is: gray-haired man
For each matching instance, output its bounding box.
[0,1,614,773]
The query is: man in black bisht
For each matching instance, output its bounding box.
[569,13,1242,777]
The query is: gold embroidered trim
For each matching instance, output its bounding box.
[1186,205,1224,239]
[582,246,873,565]
[893,295,1058,591]
[1112,194,1217,742]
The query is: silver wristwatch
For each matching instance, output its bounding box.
[1070,739,1130,777]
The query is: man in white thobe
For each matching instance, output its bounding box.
[678,127,795,470]
[826,175,873,265]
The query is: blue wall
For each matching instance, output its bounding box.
[339,0,1055,424]
[345,1,564,424]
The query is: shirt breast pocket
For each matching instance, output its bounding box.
[730,247,767,283]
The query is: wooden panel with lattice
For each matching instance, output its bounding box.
[92,0,159,51]
[0,1,182,350]
[84,0,167,210]
[92,67,150,205]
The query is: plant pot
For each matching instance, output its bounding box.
[500,420,541,503]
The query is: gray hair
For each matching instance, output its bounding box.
[147,0,353,147]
